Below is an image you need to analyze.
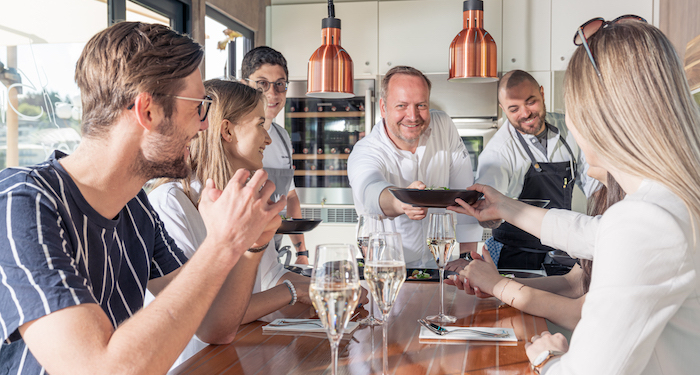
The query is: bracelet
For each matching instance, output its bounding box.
[296,250,309,257]
[283,280,297,305]
[248,241,269,253]
[499,279,512,302]
[510,284,525,306]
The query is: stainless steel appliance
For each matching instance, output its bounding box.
[419,73,499,173]
[279,79,375,206]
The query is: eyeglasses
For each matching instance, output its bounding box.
[245,78,288,94]
[127,95,213,122]
[573,15,647,79]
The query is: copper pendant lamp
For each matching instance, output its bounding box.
[307,0,354,98]
[449,0,498,82]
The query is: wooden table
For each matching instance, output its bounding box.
[172,282,547,374]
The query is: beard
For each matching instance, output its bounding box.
[514,104,547,135]
[131,116,192,180]
[389,118,428,145]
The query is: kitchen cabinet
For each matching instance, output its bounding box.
[377,0,502,75]
[550,0,656,71]
[501,0,551,73]
[529,70,552,112]
[268,1,378,80]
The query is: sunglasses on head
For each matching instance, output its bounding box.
[572,15,647,79]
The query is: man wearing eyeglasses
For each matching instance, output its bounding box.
[474,70,600,270]
[242,46,310,265]
[0,22,284,375]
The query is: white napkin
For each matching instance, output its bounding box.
[262,318,359,334]
[418,326,517,342]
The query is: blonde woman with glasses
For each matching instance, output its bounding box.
[449,18,700,374]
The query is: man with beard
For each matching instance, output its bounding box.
[0,22,284,375]
[348,66,482,269]
[474,70,599,270]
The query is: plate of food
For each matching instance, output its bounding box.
[276,219,322,234]
[498,269,545,279]
[389,188,483,208]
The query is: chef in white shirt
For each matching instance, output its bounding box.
[348,65,483,269]
[475,70,600,270]
[242,46,310,264]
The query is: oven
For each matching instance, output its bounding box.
[454,118,498,174]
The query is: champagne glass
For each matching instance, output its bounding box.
[356,213,385,326]
[365,232,407,375]
[310,244,361,375]
[426,212,457,323]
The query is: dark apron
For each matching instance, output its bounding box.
[263,124,294,251]
[493,123,577,269]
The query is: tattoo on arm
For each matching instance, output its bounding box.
[293,241,302,250]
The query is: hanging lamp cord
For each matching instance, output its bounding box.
[327,0,335,18]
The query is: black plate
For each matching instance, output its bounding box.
[389,188,483,208]
[276,219,322,234]
[497,269,544,279]
[519,199,550,208]
[357,262,457,282]
[548,250,577,267]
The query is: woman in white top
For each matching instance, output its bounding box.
[148,80,324,369]
[449,19,700,374]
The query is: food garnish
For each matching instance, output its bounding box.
[408,269,431,280]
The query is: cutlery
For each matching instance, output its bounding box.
[418,319,509,338]
[268,319,324,328]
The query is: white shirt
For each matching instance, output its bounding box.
[146,181,289,371]
[348,109,483,268]
[262,121,296,193]
[539,179,700,374]
[476,112,600,199]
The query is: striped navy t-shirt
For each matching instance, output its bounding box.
[0,151,188,374]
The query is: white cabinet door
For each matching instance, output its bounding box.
[269,2,378,80]
[529,70,552,112]
[502,0,551,72]
[550,0,655,71]
[378,0,503,75]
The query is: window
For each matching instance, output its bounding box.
[0,0,108,168]
[0,0,193,169]
[205,6,253,81]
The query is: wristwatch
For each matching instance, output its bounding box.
[532,350,565,374]
[296,250,309,257]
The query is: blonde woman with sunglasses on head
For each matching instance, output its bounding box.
[449,18,700,374]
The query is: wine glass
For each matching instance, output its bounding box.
[310,244,362,375]
[426,212,457,323]
[356,213,385,326]
[365,232,407,375]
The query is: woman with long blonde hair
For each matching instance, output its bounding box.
[148,80,317,369]
[450,18,700,374]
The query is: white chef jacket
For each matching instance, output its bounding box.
[536,179,700,374]
[146,180,289,371]
[262,121,296,194]
[476,112,600,199]
[348,109,483,268]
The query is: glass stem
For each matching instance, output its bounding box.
[331,341,339,375]
[439,268,445,316]
[369,294,375,319]
[382,313,389,375]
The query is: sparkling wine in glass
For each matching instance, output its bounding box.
[356,214,385,326]
[365,232,406,375]
[310,244,361,375]
[426,212,457,323]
